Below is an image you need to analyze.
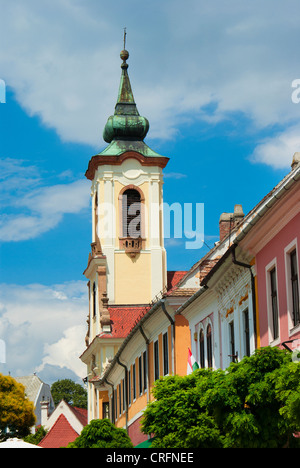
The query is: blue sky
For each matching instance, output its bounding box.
[0,0,299,384]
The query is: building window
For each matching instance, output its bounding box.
[143,351,147,391]
[128,369,131,405]
[290,249,300,327]
[206,324,212,368]
[199,329,205,368]
[102,402,109,420]
[118,383,122,416]
[138,356,143,395]
[122,188,141,238]
[114,389,117,421]
[154,340,159,381]
[229,321,235,363]
[92,282,96,318]
[163,332,169,376]
[243,308,250,357]
[133,363,136,400]
[122,379,125,412]
[270,267,279,340]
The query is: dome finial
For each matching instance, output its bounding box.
[120,28,129,68]
[102,33,149,143]
[123,27,127,49]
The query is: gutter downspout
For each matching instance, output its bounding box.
[104,378,115,424]
[232,245,257,349]
[117,357,128,433]
[161,299,175,375]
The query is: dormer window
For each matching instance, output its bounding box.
[119,186,145,257]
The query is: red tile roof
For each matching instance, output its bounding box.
[100,306,150,339]
[67,404,88,427]
[38,414,79,448]
[87,271,187,345]
[167,271,187,290]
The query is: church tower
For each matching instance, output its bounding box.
[81,46,170,421]
[84,46,169,325]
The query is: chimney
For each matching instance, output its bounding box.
[40,400,49,427]
[291,152,300,170]
[219,204,244,242]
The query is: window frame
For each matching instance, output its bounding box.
[143,350,147,392]
[199,328,205,368]
[290,249,300,327]
[265,258,280,344]
[102,401,109,420]
[128,368,131,406]
[138,355,143,396]
[119,185,145,240]
[285,240,300,332]
[243,307,250,357]
[163,331,169,376]
[229,320,236,363]
[132,363,136,401]
[206,323,213,368]
[154,339,159,381]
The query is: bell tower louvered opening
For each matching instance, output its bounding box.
[122,188,141,238]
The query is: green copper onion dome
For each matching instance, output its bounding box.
[103,49,149,143]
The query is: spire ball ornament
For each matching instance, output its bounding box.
[120,49,129,62]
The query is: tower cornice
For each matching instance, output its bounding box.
[85,150,169,180]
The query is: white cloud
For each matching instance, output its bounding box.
[0,281,87,381]
[0,158,90,242]
[36,325,86,379]
[0,0,300,155]
[250,124,300,169]
[164,172,187,179]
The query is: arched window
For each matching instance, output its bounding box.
[199,329,205,368]
[206,324,213,368]
[122,188,141,238]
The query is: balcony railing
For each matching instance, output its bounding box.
[119,237,143,257]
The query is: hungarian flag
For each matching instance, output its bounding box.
[187,348,199,374]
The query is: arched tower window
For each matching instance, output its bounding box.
[122,188,141,238]
[119,186,145,257]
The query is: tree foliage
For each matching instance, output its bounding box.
[141,347,300,448]
[67,419,134,448]
[24,425,48,445]
[51,379,87,408]
[0,374,36,441]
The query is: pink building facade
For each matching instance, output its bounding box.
[256,212,300,350]
[239,161,300,353]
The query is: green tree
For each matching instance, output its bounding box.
[0,374,36,441]
[141,347,300,448]
[24,425,48,445]
[67,419,134,448]
[51,379,87,408]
